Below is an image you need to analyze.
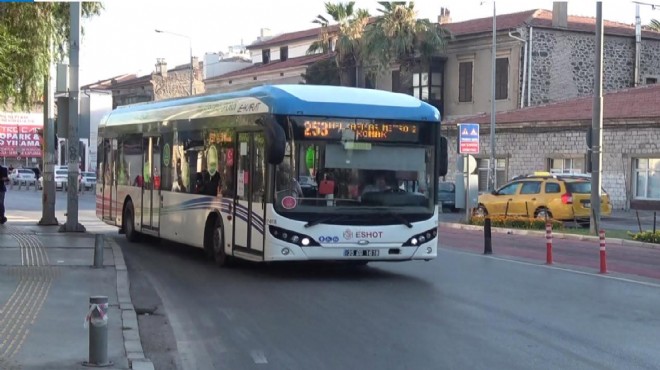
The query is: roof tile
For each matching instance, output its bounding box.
[446,84,660,125]
[206,53,334,81]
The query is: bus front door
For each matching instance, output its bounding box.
[141,136,161,232]
[232,131,265,257]
[102,139,117,223]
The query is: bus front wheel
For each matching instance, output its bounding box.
[206,216,232,267]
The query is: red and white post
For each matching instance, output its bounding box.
[599,229,607,274]
[545,222,553,265]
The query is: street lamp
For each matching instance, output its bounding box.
[155,29,194,96]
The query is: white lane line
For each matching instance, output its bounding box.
[439,246,660,289]
[250,350,268,364]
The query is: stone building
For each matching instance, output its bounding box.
[439,2,660,120]
[445,84,660,210]
[84,58,205,109]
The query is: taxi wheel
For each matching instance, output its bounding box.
[474,205,488,217]
[535,208,552,220]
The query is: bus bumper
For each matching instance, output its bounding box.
[264,240,437,262]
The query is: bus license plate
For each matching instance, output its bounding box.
[344,249,379,257]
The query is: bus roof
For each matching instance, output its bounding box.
[100,84,440,127]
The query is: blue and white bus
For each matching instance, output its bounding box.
[96,84,448,266]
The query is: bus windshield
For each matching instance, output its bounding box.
[273,116,436,224]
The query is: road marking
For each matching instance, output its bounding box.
[250,350,268,364]
[0,230,55,364]
[439,247,660,289]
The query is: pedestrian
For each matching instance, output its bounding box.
[0,164,8,224]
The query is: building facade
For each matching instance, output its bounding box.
[84,58,205,109]
[445,84,660,210]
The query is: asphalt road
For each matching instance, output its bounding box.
[116,234,660,370]
[7,189,660,369]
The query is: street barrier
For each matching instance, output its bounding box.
[93,235,104,268]
[484,217,493,255]
[83,296,112,367]
[545,222,553,265]
[599,229,607,274]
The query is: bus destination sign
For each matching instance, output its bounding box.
[302,120,419,142]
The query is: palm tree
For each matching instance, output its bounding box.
[363,2,450,81]
[307,2,370,86]
[649,19,660,32]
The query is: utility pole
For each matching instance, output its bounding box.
[60,2,85,232]
[590,1,604,234]
[489,0,497,192]
[38,58,58,226]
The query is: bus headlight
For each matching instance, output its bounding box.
[269,226,320,247]
[282,247,291,255]
[402,227,438,247]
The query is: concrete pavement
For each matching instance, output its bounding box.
[0,217,153,369]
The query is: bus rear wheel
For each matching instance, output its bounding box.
[123,200,139,242]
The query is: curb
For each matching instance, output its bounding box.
[108,237,155,370]
[439,222,659,249]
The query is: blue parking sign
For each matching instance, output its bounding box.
[459,123,480,154]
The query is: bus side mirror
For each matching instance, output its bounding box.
[264,117,286,165]
[438,136,448,177]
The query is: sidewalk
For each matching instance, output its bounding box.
[0,221,153,370]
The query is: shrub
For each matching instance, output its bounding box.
[469,216,563,230]
[628,231,660,244]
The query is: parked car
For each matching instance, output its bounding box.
[438,181,456,212]
[474,172,612,227]
[9,168,37,186]
[79,172,97,190]
[54,169,68,191]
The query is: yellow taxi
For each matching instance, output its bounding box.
[475,172,612,226]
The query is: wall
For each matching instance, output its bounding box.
[444,122,660,209]
[529,28,660,105]
[204,54,251,80]
[206,67,307,94]
[441,35,524,121]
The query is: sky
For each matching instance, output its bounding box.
[78,0,660,85]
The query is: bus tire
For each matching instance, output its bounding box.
[206,215,231,267]
[123,200,139,242]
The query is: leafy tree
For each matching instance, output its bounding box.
[363,2,451,77]
[0,2,103,110]
[307,2,370,87]
[301,56,341,86]
[649,19,660,32]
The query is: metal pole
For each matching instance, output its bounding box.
[39,54,59,226]
[93,234,104,268]
[489,0,497,192]
[590,2,604,234]
[62,2,85,233]
[634,3,641,87]
[83,296,112,367]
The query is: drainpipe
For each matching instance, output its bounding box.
[527,26,533,107]
[634,3,641,87]
[509,28,527,108]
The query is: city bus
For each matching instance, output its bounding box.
[96,84,448,266]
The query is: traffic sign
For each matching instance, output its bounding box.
[458,123,480,154]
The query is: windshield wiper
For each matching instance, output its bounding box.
[385,211,413,228]
[304,215,349,228]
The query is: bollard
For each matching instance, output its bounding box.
[545,221,553,265]
[484,217,492,255]
[93,235,104,268]
[599,229,607,274]
[83,296,112,367]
